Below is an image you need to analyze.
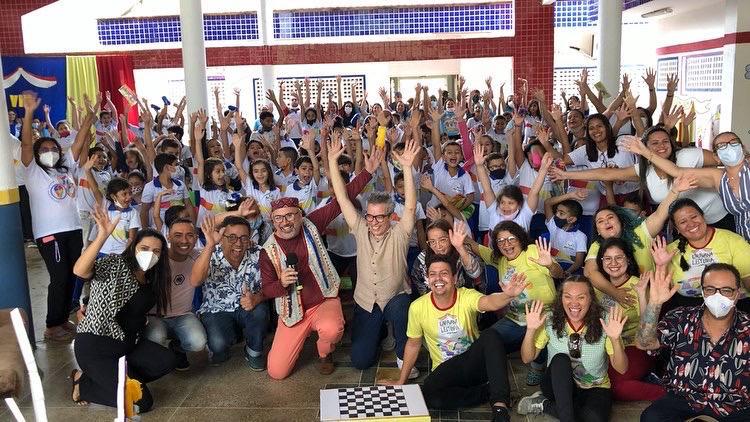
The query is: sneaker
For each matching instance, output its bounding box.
[318,355,335,375]
[526,366,543,386]
[396,357,420,380]
[169,342,190,371]
[517,391,546,416]
[244,348,266,372]
[491,405,511,422]
[381,323,396,352]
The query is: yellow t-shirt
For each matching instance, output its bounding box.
[667,228,750,298]
[407,287,484,370]
[586,221,654,273]
[534,323,614,389]
[478,245,556,325]
[596,276,640,347]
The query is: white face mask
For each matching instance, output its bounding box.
[446,107,455,113]
[431,100,438,109]
[344,106,353,114]
[704,292,735,318]
[39,151,59,167]
[135,250,159,271]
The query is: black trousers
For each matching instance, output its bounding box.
[74,333,176,412]
[541,354,612,422]
[641,392,750,422]
[329,252,357,288]
[421,329,510,409]
[36,229,82,327]
[18,185,33,241]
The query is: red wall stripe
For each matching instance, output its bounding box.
[655,31,750,55]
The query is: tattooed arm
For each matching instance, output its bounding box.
[635,267,677,351]
[636,303,663,350]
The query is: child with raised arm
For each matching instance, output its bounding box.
[543,189,588,276]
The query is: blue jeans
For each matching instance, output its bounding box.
[144,313,207,352]
[200,302,269,364]
[492,317,546,365]
[350,293,410,369]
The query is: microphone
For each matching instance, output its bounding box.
[286,253,302,291]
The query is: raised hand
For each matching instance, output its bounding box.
[532,88,545,103]
[621,73,631,92]
[22,91,41,113]
[650,236,675,268]
[642,67,656,88]
[473,142,486,166]
[265,89,277,103]
[547,166,569,182]
[535,125,551,144]
[682,104,696,127]
[600,304,628,340]
[238,197,259,219]
[393,138,419,168]
[615,103,631,122]
[326,137,345,163]
[648,265,678,306]
[671,173,697,193]
[550,103,563,122]
[525,300,547,330]
[201,216,224,247]
[512,110,524,127]
[619,135,648,157]
[540,152,554,171]
[429,109,443,122]
[420,174,435,193]
[91,205,121,238]
[364,147,384,174]
[568,188,589,201]
[528,237,553,267]
[666,74,679,92]
[448,220,468,249]
[301,130,316,154]
[634,271,650,304]
[505,272,530,297]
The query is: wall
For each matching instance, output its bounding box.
[0,0,55,55]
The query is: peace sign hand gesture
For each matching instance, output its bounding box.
[600,304,628,340]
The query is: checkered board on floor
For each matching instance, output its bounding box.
[320,384,430,421]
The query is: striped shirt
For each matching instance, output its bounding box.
[719,163,750,241]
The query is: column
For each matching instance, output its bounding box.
[720,0,750,144]
[0,55,34,340]
[259,0,275,116]
[597,0,622,104]
[179,0,209,116]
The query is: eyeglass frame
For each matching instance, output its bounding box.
[601,255,627,265]
[426,237,450,248]
[495,235,518,245]
[222,234,252,245]
[713,138,742,152]
[702,286,738,298]
[272,209,300,223]
[365,213,390,223]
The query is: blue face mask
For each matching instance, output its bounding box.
[717,143,744,167]
[489,169,506,180]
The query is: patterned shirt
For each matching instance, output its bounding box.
[656,306,750,417]
[198,244,262,314]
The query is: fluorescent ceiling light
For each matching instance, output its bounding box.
[641,7,673,18]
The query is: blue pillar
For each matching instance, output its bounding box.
[0,192,34,342]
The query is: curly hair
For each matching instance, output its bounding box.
[490,221,532,263]
[550,276,604,344]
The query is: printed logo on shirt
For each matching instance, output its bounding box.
[174,274,185,286]
[48,174,75,200]
[436,314,471,361]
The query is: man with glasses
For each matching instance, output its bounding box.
[637,263,750,421]
[193,215,269,369]
[260,154,377,379]
[327,136,419,374]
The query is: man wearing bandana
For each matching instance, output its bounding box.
[260,150,379,379]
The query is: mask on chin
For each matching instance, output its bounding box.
[553,216,568,229]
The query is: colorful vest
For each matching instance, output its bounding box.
[262,218,340,327]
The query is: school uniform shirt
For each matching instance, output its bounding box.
[586,221,654,274]
[320,199,357,258]
[477,245,556,326]
[164,249,201,318]
[596,276,640,347]
[518,160,553,214]
[392,194,426,248]
[75,167,113,213]
[89,200,141,255]
[486,202,534,233]
[141,177,190,227]
[23,150,81,239]
[223,159,240,181]
[244,181,281,221]
[56,129,77,152]
[285,108,303,139]
[274,168,297,192]
[522,115,542,143]
[283,179,318,214]
[565,164,601,216]
[427,159,475,208]
[198,188,241,228]
[633,148,728,225]
[406,287,484,370]
[568,144,639,196]
[666,228,750,298]
[535,320,614,389]
[546,219,587,266]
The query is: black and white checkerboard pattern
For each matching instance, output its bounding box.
[337,385,411,419]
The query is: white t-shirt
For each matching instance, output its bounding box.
[12,136,25,186]
[23,150,82,239]
[90,200,142,255]
[197,188,237,228]
[283,179,318,214]
[274,168,297,192]
[565,164,601,216]
[319,199,357,257]
[76,167,113,213]
[486,201,534,233]
[428,159,475,208]
[546,218,587,266]
[244,181,281,221]
[478,172,517,231]
[567,144,639,195]
[518,160,553,214]
[392,197,426,248]
[486,129,508,155]
[633,148,728,224]
[141,177,190,227]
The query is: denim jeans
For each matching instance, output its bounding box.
[200,302,269,364]
[350,293,410,369]
[492,317,546,364]
[145,313,207,352]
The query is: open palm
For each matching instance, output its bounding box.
[600,305,628,340]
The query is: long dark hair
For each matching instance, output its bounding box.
[33,137,69,174]
[596,238,639,282]
[551,276,604,343]
[121,229,172,316]
[425,220,460,267]
[669,198,706,271]
[638,125,677,206]
[202,157,227,192]
[584,114,617,162]
[251,159,276,191]
[592,206,644,249]
[490,221,532,263]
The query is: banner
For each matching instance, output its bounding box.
[2,56,67,125]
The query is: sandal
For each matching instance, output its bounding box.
[69,370,88,406]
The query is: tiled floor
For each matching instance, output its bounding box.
[1,248,650,421]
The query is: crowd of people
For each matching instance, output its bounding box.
[9,69,750,421]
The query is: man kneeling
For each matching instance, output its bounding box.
[382,254,528,422]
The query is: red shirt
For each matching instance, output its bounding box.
[261,170,372,309]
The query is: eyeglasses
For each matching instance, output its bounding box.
[223,234,251,244]
[702,286,737,298]
[427,237,450,248]
[272,210,300,223]
[568,332,582,359]
[365,213,389,223]
[602,255,626,264]
[496,236,518,245]
[714,139,742,152]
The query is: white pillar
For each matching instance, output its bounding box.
[720,0,750,146]
[259,0,275,115]
[597,0,622,104]
[179,0,208,116]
